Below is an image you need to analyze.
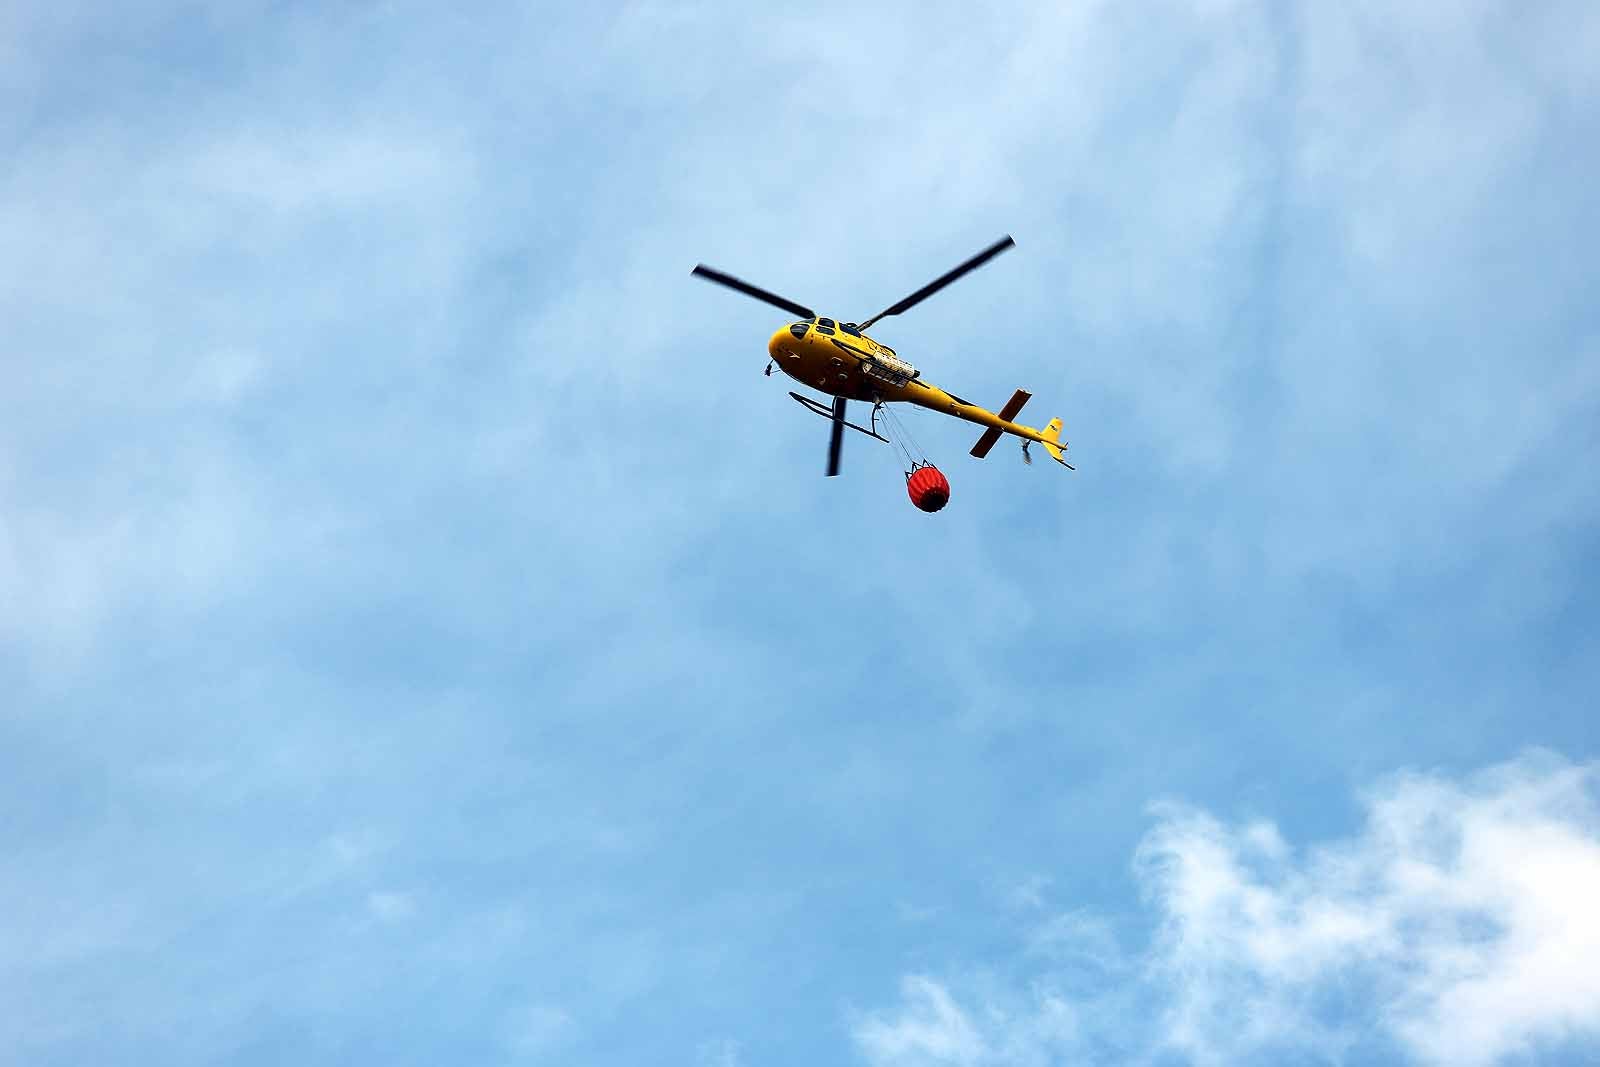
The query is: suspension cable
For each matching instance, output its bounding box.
[877,403,930,474]
[876,403,915,471]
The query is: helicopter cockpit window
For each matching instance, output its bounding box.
[815,317,836,336]
[789,323,808,339]
[840,322,862,336]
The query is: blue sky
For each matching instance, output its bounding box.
[3,2,1598,1064]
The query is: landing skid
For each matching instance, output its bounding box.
[787,392,891,443]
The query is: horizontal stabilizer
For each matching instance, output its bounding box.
[969,389,1031,459]
[969,427,1003,459]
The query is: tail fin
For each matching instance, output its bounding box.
[1041,418,1074,469]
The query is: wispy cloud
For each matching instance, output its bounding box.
[696,1037,745,1067]
[503,1000,574,1059]
[856,977,990,1067]
[855,752,1600,1065]
[364,890,416,924]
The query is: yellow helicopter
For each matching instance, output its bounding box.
[692,235,1073,477]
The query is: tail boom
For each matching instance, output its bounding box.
[907,382,1074,469]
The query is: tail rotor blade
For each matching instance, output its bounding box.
[826,396,847,477]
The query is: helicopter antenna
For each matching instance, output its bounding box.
[858,235,1015,330]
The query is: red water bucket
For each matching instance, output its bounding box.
[906,465,950,513]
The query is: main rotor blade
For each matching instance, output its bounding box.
[858,235,1015,330]
[691,265,815,320]
[825,396,847,477]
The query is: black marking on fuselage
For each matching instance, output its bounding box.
[829,337,874,361]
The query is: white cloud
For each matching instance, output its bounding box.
[1002,876,1052,913]
[856,974,1082,1067]
[855,977,989,1067]
[1023,911,1122,974]
[856,752,1600,1066]
[504,1001,574,1059]
[0,105,482,671]
[696,1037,744,1067]
[365,890,416,924]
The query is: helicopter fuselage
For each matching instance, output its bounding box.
[767,319,1054,447]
